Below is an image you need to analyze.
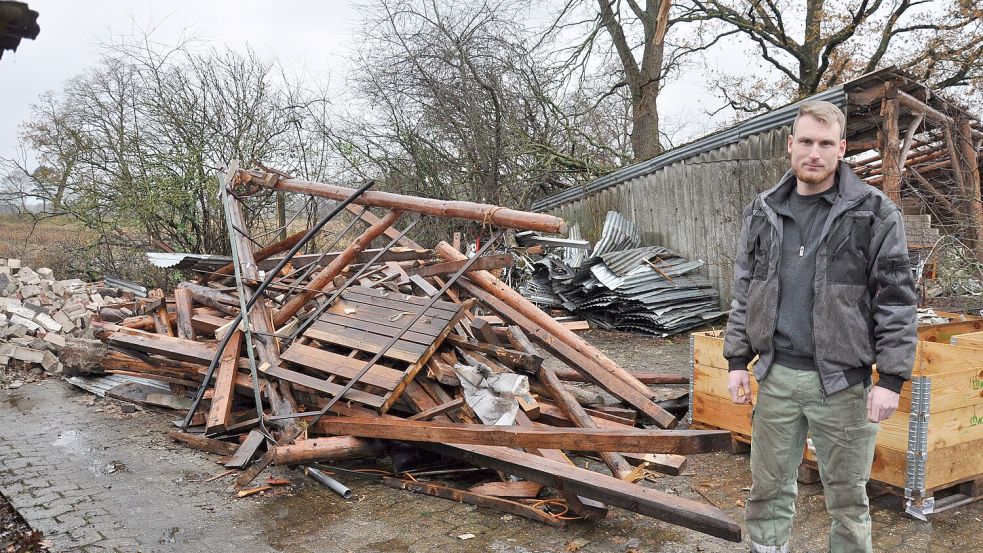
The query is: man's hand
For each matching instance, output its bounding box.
[867,386,900,422]
[728,370,751,404]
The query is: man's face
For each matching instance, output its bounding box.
[787,114,846,187]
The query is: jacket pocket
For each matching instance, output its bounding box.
[827,212,873,284]
[747,215,770,281]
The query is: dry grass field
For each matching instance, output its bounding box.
[0,215,97,278]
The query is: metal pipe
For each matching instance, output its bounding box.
[305,466,353,499]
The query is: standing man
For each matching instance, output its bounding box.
[724,100,918,553]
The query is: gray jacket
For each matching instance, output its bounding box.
[723,161,918,396]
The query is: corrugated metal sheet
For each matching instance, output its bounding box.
[599,246,674,276]
[590,211,640,257]
[146,252,230,270]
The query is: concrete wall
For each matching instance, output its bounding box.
[548,127,791,306]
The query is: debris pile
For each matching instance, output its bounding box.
[0,259,126,379]
[518,211,726,336]
[60,166,741,543]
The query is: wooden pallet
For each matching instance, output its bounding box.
[690,313,983,517]
[276,286,469,413]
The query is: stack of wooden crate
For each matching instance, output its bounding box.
[690,313,983,518]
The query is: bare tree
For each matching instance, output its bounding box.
[1,31,325,278]
[330,0,627,231]
[683,0,983,113]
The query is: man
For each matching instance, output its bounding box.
[724,100,918,553]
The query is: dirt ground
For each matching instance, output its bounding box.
[1,326,981,552]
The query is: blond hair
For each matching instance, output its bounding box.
[792,100,846,139]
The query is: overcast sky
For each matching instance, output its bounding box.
[0,1,730,166]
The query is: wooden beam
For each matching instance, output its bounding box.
[205,331,242,434]
[176,282,239,316]
[507,327,634,480]
[407,397,465,421]
[167,431,239,456]
[272,436,387,465]
[407,254,513,278]
[552,369,688,385]
[879,84,903,205]
[423,441,741,541]
[273,210,402,327]
[240,169,568,234]
[221,170,299,430]
[203,229,306,284]
[173,288,196,341]
[312,417,730,454]
[444,334,542,372]
[451,276,678,428]
[434,243,673,427]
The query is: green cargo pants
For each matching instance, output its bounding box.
[747,363,879,553]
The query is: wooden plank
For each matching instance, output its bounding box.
[467,480,542,499]
[378,300,471,414]
[916,340,983,374]
[316,312,440,346]
[281,343,405,390]
[313,417,731,454]
[325,300,450,335]
[691,394,752,438]
[379,476,563,527]
[167,430,239,456]
[225,429,266,469]
[553,369,689,385]
[535,403,634,429]
[260,364,386,408]
[191,312,231,335]
[305,325,426,364]
[619,453,688,476]
[454,278,677,428]
[407,254,514,278]
[174,288,196,341]
[870,439,983,491]
[341,286,460,315]
[407,397,465,421]
[951,330,983,348]
[423,441,742,541]
[205,331,242,434]
[108,331,219,365]
[918,319,983,343]
[445,334,543,372]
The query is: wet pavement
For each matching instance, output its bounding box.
[0,331,981,552]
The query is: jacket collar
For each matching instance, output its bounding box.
[756,161,872,232]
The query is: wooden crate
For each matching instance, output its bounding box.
[690,313,983,517]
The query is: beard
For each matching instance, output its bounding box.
[793,163,836,186]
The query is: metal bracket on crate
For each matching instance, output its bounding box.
[904,376,931,517]
[687,334,695,424]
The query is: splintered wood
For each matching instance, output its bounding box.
[86,167,740,543]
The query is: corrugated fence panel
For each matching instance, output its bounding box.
[547,127,793,309]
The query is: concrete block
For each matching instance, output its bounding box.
[9,315,40,332]
[5,305,36,320]
[34,313,62,333]
[0,297,21,309]
[42,332,66,348]
[36,267,54,280]
[19,285,41,298]
[41,350,60,373]
[7,259,21,272]
[12,347,44,364]
[52,311,75,333]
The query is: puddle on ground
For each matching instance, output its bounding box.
[3,394,40,414]
[255,484,356,550]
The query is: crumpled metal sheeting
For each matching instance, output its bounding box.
[599,246,676,276]
[589,211,640,258]
[564,224,588,268]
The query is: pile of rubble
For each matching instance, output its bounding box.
[56,165,742,543]
[518,211,726,336]
[0,259,124,379]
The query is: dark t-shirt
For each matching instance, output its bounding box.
[772,181,838,370]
